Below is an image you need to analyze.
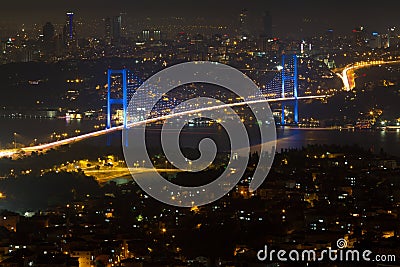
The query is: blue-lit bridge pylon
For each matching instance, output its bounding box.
[106,69,143,146]
[281,54,299,125]
[259,54,299,125]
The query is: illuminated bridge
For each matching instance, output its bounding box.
[107,54,301,129]
[0,55,326,158]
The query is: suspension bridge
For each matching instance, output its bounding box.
[0,55,327,158]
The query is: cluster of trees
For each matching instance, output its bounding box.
[0,171,101,213]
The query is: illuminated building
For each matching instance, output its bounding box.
[105,17,112,45]
[142,30,150,41]
[239,8,249,38]
[369,32,382,49]
[352,26,366,47]
[387,27,398,48]
[64,12,77,48]
[153,30,161,41]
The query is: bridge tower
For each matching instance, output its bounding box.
[107,69,128,129]
[280,54,299,125]
[107,69,142,146]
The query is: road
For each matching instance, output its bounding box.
[84,167,181,183]
[0,95,326,159]
[336,59,400,91]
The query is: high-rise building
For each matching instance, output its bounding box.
[262,11,272,38]
[43,22,55,41]
[387,27,398,48]
[369,32,382,49]
[112,16,122,44]
[153,30,161,41]
[352,26,365,47]
[239,8,249,37]
[43,22,55,56]
[300,40,312,56]
[142,30,150,41]
[64,12,77,48]
[66,12,75,40]
[105,17,112,45]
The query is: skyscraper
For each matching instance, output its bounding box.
[66,12,75,40]
[262,11,273,39]
[64,12,77,48]
[153,30,161,41]
[43,22,55,42]
[142,30,150,41]
[43,22,55,57]
[239,9,249,37]
[387,27,398,48]
[112,16,122,44]
[105,17,112,45]
[352,26,365,47]
[369,32,382,49]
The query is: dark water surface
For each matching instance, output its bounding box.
[1,118,399,156]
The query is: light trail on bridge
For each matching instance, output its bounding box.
[337,59,400,91]
[0,95,326,158]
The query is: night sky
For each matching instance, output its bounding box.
[1,0,399,36]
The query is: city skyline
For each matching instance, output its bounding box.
[0,2,399,266]
[0,1,399,37]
